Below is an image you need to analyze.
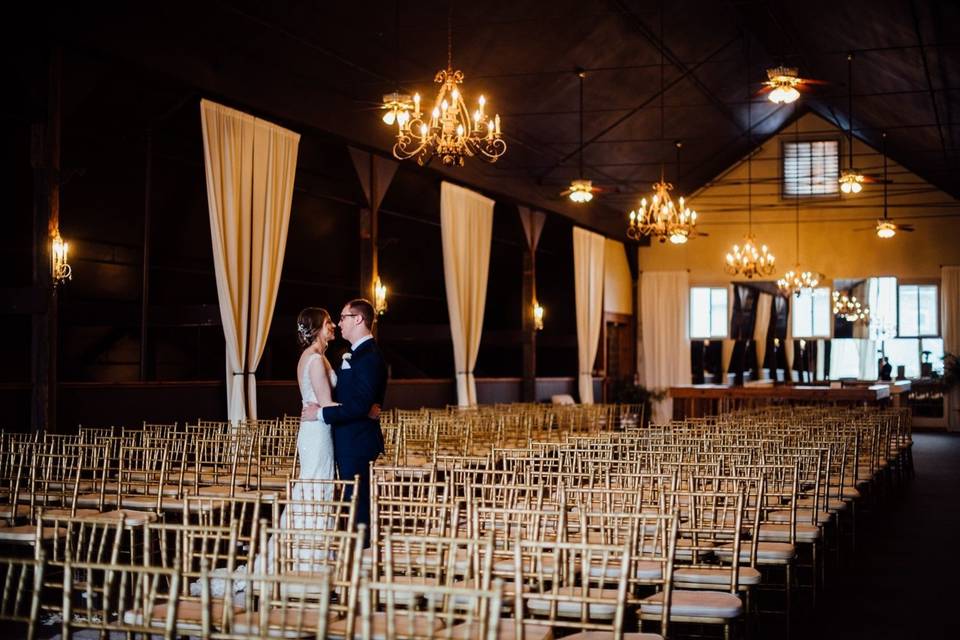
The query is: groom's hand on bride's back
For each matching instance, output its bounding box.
[301,402,319,421]
[301,402,379,421]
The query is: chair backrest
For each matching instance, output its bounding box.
[358,574,503,640]
[512,536,632,638]
[0,554,45,640]
[61,558,181,640]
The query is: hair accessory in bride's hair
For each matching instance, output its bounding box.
[297,322,312,342]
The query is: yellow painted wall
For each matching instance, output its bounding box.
[637,113,960,285]
[604,239,633,315]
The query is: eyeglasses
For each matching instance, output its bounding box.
[338,313,359,323]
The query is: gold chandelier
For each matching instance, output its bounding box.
[778,108,825,297]
[383,15,505,167]
[725,53,776,279]
[833,290,869,322]
[725,235,775,278]
[627,177,698,244]
[628,141,699,244]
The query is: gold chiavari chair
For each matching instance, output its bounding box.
[216,564,333,639]
[641,489,746,639]
[357,574,504,640]
[36,510,124,621]
[0,553,45,640]
[259,523,366,640]
[63,558,181,639]
[143,520,246,633]
[511,536,633,639]
[279,475,361,533]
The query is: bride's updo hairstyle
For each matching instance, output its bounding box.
[296,307,331,350]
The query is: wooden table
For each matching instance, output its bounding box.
[668,383,895,419]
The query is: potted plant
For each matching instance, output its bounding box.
[610,377,667,426]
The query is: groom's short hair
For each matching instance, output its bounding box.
[347,298,376,330]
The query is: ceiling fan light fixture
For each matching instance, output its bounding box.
[877,221,897,239]
[839,169,865,194]
[766,66,801,104]
[568,178,594,203]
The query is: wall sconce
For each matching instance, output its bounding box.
[373,277,387,315]
[51,232,71,287]
[799,338,806,350]
[773,338,780,348]
[532,301,544,331]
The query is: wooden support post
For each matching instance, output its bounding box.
[521,244,536,402]
[31,48,62,434]
[140,129,152,380]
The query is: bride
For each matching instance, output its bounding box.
[287,307,339,529]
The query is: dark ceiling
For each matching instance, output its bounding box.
[21,0,960,236]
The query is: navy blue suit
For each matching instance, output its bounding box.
[321,337,386,536]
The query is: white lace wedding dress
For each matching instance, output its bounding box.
[195,353,337,597]
[287,352,337,526]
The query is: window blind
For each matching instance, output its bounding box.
[783,140,839,196]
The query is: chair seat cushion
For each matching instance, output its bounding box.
[327,611,444,640]
[758,523,821,543]
[80,509,158,526]
[448,620,554,640]
[714,542,795,563]
[566,632,662,640]
[124,599,243,630]
[527,586,619,620]
[641,589,742,619]
[232,607,322,638]
[0,525,66,543]
[673,566,761,587]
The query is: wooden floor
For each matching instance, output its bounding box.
[789,431,960,639]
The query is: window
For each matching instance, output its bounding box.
[898,284,938,337]
[690,287,728,339]
[792,287,831,338]
[783,140,839,197]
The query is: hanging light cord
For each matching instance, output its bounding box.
[847,52,855,170]
[447,5,453,70]
[579,71,585,179]
[883,132,888,220]
[746,35,753,234]
[794,101,800,263]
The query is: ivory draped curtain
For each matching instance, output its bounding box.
[573,228,606,404]
[200,99,300,422]
[721,284,735,381]
[640,271,691,423]
[440,182,495,406]
[753,292,773,375]
[942,266,960,431]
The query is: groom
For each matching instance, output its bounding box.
[303,298,386,537]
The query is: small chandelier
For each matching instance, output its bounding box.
[876,220,897,239]
[777,268,823,297]
[385,15,505,167]
[765,66,801,104]
[627,179,697,244]
[373,277,388,315]
[778,108,825,298]
[839,55,865,195]
[628,145,699,245]
[833,290,869,322]
[725,235,775,278]
[51,232,71,287]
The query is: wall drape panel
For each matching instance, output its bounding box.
[640,271,691,423]
[573,228,606,404]
[721,284,735,380]
[200,99,300,422]
[942,266,960,431]
[440,182,495,406]
[753,292,773,373]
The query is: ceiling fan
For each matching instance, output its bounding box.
[757,65,828,104]
[559,70,605,203]
[853,133,914,238]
